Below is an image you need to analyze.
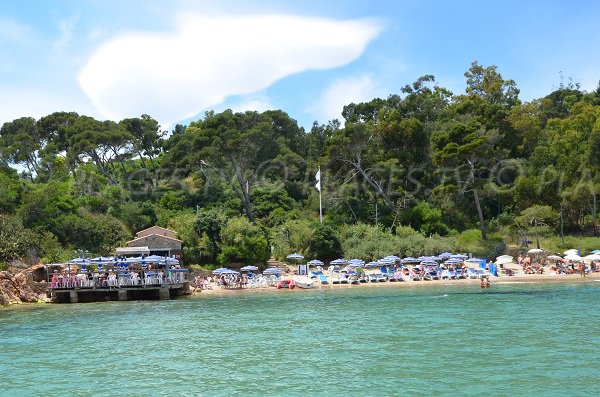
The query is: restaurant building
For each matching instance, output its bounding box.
[116,226,183,260]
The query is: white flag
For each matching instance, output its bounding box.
[315,170,321,192]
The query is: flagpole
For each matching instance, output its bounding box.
[318,166,323,224]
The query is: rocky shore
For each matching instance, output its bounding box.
[0,268,50,305]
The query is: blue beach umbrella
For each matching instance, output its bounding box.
[68,257,90,265]
[212,268,230,274]
[307,259,324,266]
[286,253,304,260]
[263,267,282,275]
[330,259,348,265]
[240,265,258,271]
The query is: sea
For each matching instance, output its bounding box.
[1,281,599,396]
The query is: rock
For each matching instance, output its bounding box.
[0,269,50,305]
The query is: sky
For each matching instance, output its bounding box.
[1,0,600,131]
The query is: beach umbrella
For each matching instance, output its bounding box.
[465,258,483,263]
[240,265,259,271]
[420,260,438,266]
[495,256,514,265]
[212,267,230,274]
[591,250,600,254]
[444,258,461,264]
[438,252,453,259]
[378,258,394,265]
[90,256,115,264]
[449,254,468,259]
[583,254,600,262]
[346,263,364,268]
[402,257,419,263]
[166,257,179,265]
[564,254,583,262]
[263,267,282,275]
[384,255,401,261]
[527,248,545,255]
[144,255,168,262]
[365,261,380,267]
[330,259,348,265]
[547,255,562,261]
[496,255,513,261]
[563,249,578,256]
[286,253,304,260]
[307,260,324,266]
[68,257,90,265]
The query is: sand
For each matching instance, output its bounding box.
[193,272,600,296]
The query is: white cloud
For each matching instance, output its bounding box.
[226,93,276,114]
[0,88,98,126]
[309,74,382,123]
[78,13,383,126]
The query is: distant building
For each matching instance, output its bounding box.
[115,226,183,259]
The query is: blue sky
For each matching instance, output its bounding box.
[1,0,599,130]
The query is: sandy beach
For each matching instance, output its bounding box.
[194,272,600,296]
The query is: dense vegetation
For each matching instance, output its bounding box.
[2,61,600,268]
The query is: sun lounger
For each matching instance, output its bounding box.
[319,273,329,284]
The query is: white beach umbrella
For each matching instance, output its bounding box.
[496,255,513,261]
[563,249,578,256]
[547,255,563,261]
[583,254,600,262]
[527,248,545,254]
[564,254,583,262]
[495,256,514,265]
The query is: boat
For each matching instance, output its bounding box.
[276,279,296,289]
[293,277,314,289]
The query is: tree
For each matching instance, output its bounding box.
[218,217,269,265]
[194,207,227,263]
[164,110,304,223]
[308,223,343,261]
[431,116,503,240]
[514,205,558,248]
[120,114,164,177]
[0,117,43,178]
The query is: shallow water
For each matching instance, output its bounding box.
[1,282,599,396]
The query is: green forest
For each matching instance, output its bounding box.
[2,61,600,268]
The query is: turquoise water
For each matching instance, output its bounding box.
[1,282,600,396]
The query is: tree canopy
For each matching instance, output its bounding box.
[2,62,600,266]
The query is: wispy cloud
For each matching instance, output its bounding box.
[309,74,382,123]
[53,14,79,53]
[78,13,383,126]
[0,18,32,43]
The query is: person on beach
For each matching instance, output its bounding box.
[580,263,586,277]
[480,277,485,288]
[485,276,491,288]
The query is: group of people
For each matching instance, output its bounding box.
[49,266,186,289]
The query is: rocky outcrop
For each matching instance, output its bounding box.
[0,269,49,305]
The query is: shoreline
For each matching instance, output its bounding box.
[194,273,600,296]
